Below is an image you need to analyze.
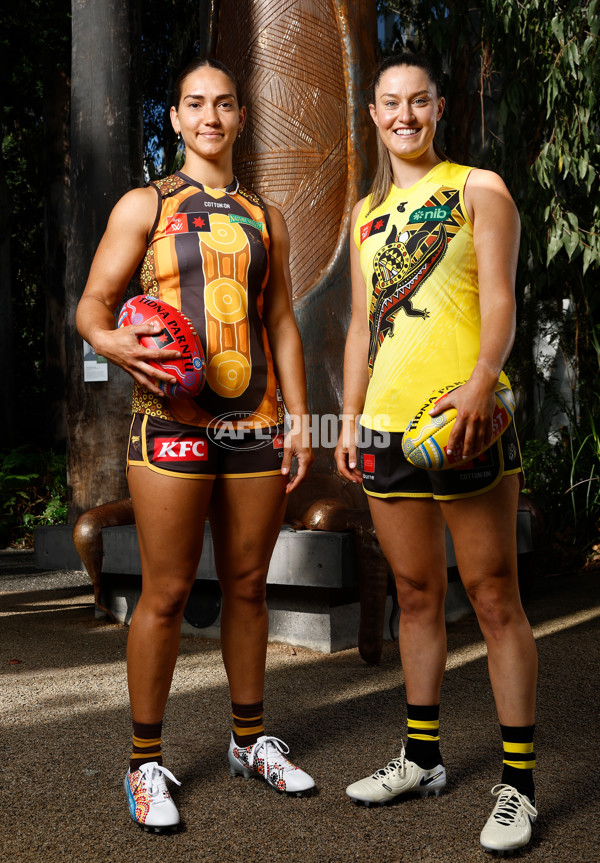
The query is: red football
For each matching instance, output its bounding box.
[118,295,206,398]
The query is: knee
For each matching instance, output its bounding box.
[393,570,446,618]
[140,579,193,621]
[220,566,267,608]
[466,579,519,637]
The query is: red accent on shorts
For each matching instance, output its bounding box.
[363,453,375,472]
[153,438,208,461]
[273,435,284,449]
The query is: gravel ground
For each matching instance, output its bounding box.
[1,549,599,863]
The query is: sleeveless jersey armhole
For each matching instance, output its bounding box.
[460,167,476,230]
[260,195,272,237]
[146,182,163,244]
[353,197,372,249]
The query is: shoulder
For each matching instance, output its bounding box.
[464,168,513,202]
[351,196,368,228]
[265,203,289,242]
[108,186,158,233]
[464,168,518,223]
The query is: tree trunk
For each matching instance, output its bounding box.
[43,67,71,449]
[65,0,143,519]
[0,159,15,445]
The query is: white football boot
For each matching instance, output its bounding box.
[346,744,446,806]
[124,761,181,832]
[228,734,315,795]
[480,784,537,854]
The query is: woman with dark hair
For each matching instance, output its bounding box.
[335,53,538,854]
[77,58,315,833]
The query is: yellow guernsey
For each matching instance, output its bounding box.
[354,161,510,432]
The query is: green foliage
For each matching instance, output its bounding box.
[140,0,203,179]
[522,393,600,554]
[0,447,68,548]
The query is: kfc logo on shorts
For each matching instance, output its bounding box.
[154,438,208,461]
[273,435,284,450]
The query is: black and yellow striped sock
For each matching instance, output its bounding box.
[232,700,264,748]
[405,704,443,769]
[130,720,163,773]
[500,724,535,800]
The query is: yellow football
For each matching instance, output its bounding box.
[401,380,515,470]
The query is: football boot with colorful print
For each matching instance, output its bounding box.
[346,744,446,806]
[480,784,537,854]
[228,734,315,796]
[124,761,181,832]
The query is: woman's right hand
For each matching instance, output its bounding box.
[92,319,181,398]
[334,414,363,483]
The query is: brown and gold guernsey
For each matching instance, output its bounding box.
[132,171,282,429]
[355,161,511,432]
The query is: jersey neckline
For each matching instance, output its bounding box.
[175,170,239,195]
[390,160,447,196]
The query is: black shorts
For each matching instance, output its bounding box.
[358,422,523,501]
[127,413,285,479]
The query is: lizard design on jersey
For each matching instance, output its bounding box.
[368,221,447,374]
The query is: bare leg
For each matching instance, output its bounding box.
[441,475,537,726]
[209,474,287,704]
[367,497,448,704]
[127,467,213,723]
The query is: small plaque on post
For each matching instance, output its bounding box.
[83,340,108,382]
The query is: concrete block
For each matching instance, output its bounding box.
[34,524,83,571]
[99,575,362,654]
[99,524,356,589]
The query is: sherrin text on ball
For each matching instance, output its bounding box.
[118,295,206,399]
[402,380,515,470]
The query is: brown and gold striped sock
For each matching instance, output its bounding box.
[130,720,163,773]
[231,701,264,748]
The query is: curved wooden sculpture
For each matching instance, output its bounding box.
[72,497,135,621]
[217,0,350,301]
[215,0,388,663]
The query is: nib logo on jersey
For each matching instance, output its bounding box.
[153,438,208,462]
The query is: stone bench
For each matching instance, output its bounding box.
[34,510,534,653]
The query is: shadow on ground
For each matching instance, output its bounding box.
[1,552,599,862]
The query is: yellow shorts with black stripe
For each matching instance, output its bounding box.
[359,423,523,501]
[127,413,284,480]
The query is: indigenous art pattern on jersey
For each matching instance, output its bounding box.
[133,173,281,429]
[367,186,466,375]
[355,162,488,431]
